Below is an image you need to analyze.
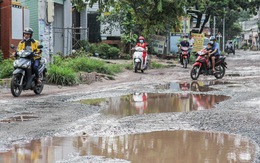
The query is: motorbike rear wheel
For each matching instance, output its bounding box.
[34,84,44,95]
[11,74,23,97]
[214,65,225,79]
[190,65,200,80]
[34,72,44,95]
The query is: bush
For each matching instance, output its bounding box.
[97,43,111,59]
[47,65,78,85]
[108,47,120,59]
[0,50,3,63]
[0,59,13,79]
[88,44,99,55]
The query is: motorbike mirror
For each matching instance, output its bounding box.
[10,44,15,49]
[38,45,43,49]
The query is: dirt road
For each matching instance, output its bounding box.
[0,50,260,162]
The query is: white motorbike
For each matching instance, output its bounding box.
[132,47,147,73]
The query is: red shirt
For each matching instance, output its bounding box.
[136,42,148,49]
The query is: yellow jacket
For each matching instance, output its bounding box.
[17,39,42,60]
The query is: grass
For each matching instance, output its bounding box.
[0,53,172,86]
[47,65,78,86]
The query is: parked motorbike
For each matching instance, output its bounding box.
[190,49,227,80]
[180,46,189,68]
[132,47,147,73]
[10,45,47,97]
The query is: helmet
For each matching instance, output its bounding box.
[23,27,33,36]
[209,36,216,41]
[185,34,189,38]
[207,41,213,46]
[138,36,145,40]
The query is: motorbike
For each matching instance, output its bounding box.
[180,46,190,68]
[10,45,47,97]
[190,49,227,80]
[226,46,235,55]
[132,47,147,73]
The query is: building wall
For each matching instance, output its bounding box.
[0,1,12,59]
[23,0,39,40]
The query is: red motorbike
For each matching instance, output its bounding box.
[190,49,227,80]
[180,46,189,68]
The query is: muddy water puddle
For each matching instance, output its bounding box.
[80,93,229,117]
[0,130,255,163]
[156,81,235,92]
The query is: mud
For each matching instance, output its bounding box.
[0,50,260,162]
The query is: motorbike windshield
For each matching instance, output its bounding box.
[18,46,32,58]
[181,47,189,51]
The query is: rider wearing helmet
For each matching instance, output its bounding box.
[209,36,220,73]
[17,28,42,84]
[136,36,148,67]
[179,34,190,65]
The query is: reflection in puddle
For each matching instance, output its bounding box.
[0,131,255,163]
[156,81,233,92]
[80,93,230,117]
[0,115,38,123]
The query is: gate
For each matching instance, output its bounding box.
[53,27,89,55]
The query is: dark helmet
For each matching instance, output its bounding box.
[207,42,213,46]
[23,27,33,37]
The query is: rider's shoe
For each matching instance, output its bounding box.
[37,78,42,85]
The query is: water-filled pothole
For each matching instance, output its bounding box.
[155,81,234,92]
[0,114,38,123]
[0,131,255,163]
[80,93,230,117]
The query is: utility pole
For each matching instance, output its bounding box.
[213,16,216,36]
[222,8,225,51]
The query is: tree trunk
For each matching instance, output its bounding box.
[199,14,210,33]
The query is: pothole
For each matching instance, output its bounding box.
[0,131,255,163]
[79,93,230,117]
[155,81,238,92]
[0,114,39,123]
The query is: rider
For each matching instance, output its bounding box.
[17,28,42,84]
[136,36,148,67]
[179,34,190,64]
[227,41,233,51]
[208,36,220,73]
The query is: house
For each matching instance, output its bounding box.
[0,0,121,61]
[0,1,29,59]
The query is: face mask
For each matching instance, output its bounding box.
[183,38,187,41]
[140,40,144,43]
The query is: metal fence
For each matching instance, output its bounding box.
[53,27,89,55]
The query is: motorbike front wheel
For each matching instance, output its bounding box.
[134,62,140,73]
[214,65,225,79]
[190,65,200,80]
[11,74,23,97]
[183,58,188,68]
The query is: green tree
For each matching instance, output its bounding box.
[187,0,255,33]
[73,0,186,37]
